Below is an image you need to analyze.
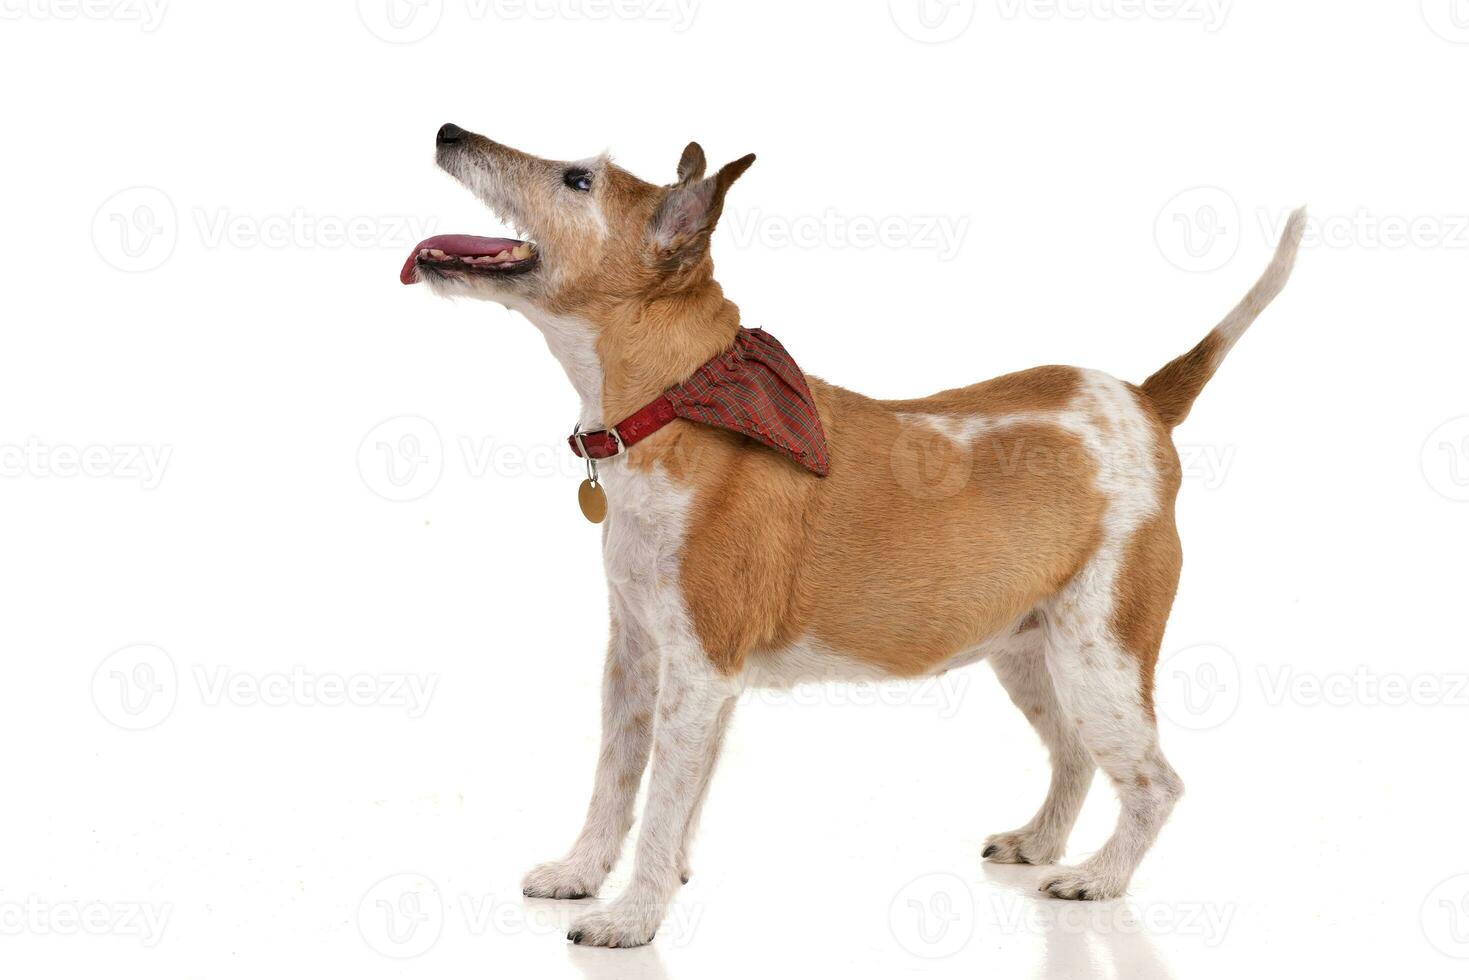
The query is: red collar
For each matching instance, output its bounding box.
[568,328,829,477]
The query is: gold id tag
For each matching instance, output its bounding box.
[578,476,607,524]
[576,443,608,524]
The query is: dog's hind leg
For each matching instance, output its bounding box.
[1037,519,1185,901]
[522,613,658,900]
[983,618,1096,866]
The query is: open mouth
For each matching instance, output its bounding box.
[400,234,539,285]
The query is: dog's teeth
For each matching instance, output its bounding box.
[511,244,532,259]
[418,249,431,259]
[494,249,511,261]
[428,249,448,259]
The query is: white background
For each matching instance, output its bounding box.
[3,1,1468,977]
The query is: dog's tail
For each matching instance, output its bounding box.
[1141,207,1307,430]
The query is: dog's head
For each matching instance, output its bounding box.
[403,124,755,315]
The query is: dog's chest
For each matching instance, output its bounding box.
[600,462,695,636]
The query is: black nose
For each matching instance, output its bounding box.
[437,123,467,146]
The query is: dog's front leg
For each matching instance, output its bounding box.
[522,614,658,900]
[568,640,738,948]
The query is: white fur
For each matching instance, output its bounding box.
[508,303,603,427]
[561,462,742,947]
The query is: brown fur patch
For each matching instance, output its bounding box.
[656,368,1108,676]
[1108,395,1185,718]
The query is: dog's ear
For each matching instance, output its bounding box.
[649,151,756,270]
[676,142,707,184]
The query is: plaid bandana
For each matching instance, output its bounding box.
[569,328,830,477]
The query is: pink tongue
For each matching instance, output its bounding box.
[400,234,524,285]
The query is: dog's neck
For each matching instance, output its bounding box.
[516,281,742,431]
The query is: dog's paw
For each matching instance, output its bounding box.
[521,859,604,900]
[566,899,661,948]
[1038,865,1126,902]
[982,829,1064,866]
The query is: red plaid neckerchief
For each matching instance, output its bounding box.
[568,328,829,477]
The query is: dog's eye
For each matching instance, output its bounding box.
[563,168,593,193]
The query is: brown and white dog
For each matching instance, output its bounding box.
[404,123,1305,947]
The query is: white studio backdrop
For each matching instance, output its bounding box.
[2,2,1468,978]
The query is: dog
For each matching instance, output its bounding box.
[403,123,1305,948]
